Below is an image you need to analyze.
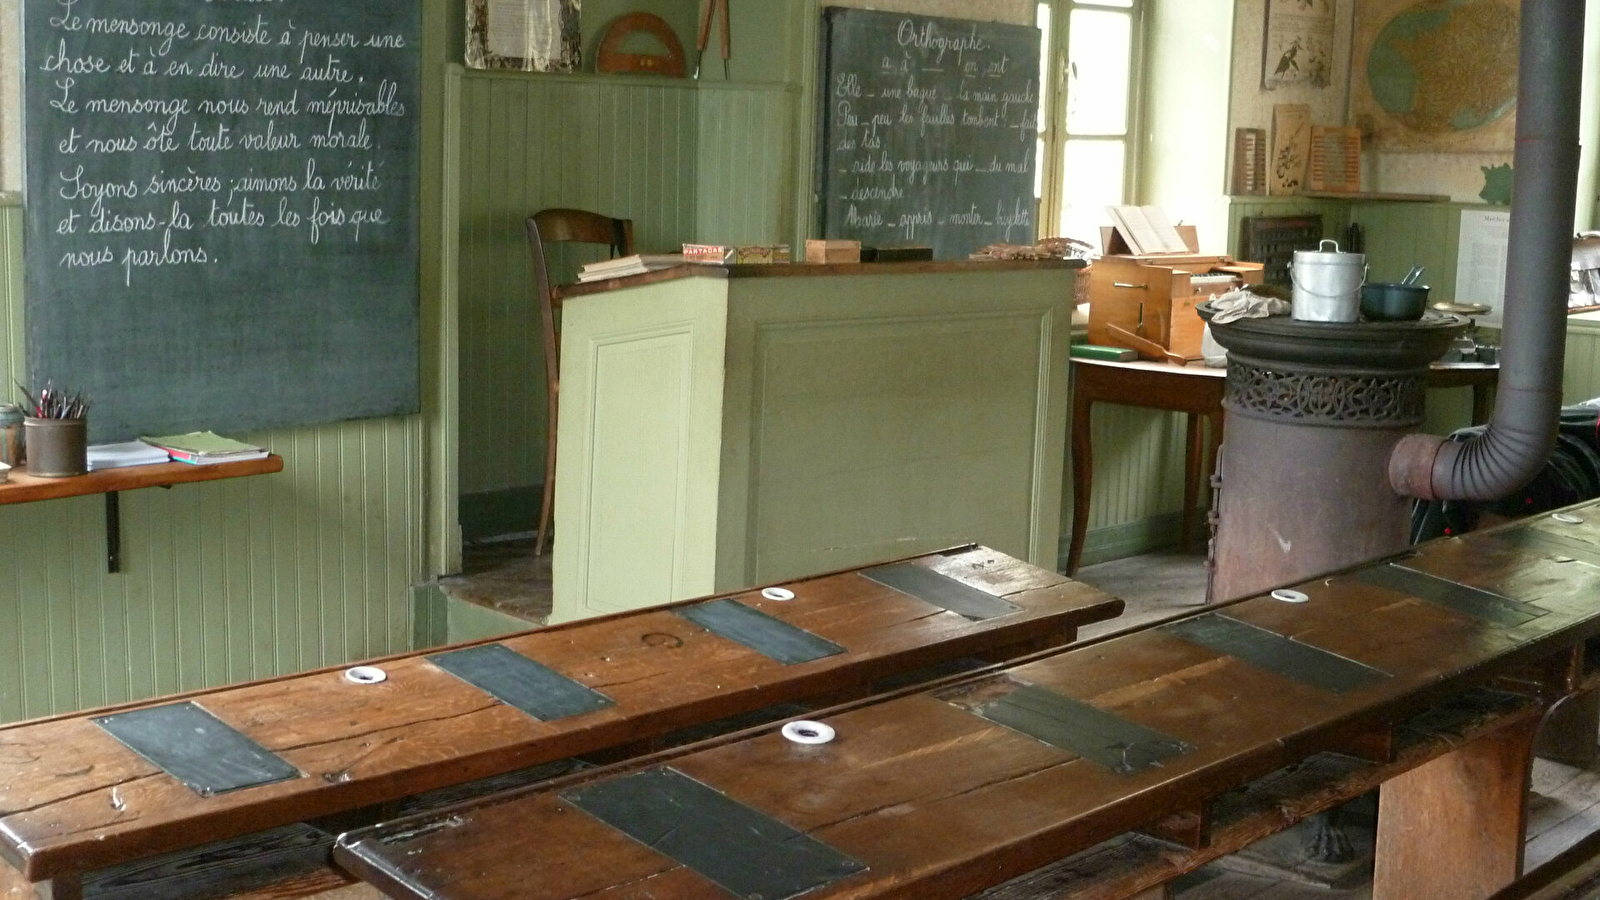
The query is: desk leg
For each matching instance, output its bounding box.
[1068,393,1093,576]
[1182,413,1204,552]
[1372,713,1538,900]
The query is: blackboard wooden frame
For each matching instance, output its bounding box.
[816,7,1042,260]
[22,0,423,442]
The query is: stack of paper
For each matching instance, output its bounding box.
[141,432,268,466]
[577,254,685,282]
[87,441,173,471]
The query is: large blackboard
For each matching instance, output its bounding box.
[817,8,1040,260]
[23,0,421,441]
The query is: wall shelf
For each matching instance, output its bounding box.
[0,456,285,572]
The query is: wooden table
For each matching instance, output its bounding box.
[0,456,284,572]
[1066,359,1500,575]
[0,546,1121,900]
[336,501,1600,900]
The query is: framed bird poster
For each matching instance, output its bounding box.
[1262,0,1335,90]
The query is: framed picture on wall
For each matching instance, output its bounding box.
[467,0,582,72]
[1262,0,1335,90]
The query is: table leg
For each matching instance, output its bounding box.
[1182,413,1203,552]
[1472,382,1493,426]
[1068,393,1093,576]
[1372,713,1539,900]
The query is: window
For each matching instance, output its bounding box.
[1036,0,1145,244]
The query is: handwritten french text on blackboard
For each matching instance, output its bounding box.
[819,9,1040,259]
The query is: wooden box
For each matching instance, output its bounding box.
[1087,256,1264,361]
[805,239,863,264]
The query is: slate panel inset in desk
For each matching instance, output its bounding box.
[1162,614,1391,695]
[970,684,1193,775]
[862,562,1020,621]
[563,767,866,900]
[428,644,615,722]
[676,599,845,665]
[1491,528,1600,569]
[1352,563,1545,627]
[93,702,300,797]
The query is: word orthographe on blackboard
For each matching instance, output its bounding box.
[819,10,1041,259]
[37,0,409,286]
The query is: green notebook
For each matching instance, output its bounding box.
[140,431,264,456]
[1069,344,1137,362]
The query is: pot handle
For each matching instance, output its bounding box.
[1289,263,1369,298]
[1319,239,1342,253]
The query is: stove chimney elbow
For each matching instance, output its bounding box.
[1389,434,1447,501]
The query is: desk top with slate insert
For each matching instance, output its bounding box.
[0,546,1122,885]
[335,502,1600,900]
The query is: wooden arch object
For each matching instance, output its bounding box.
[595,13,687,77]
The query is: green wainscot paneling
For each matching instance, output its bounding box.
[0,200,425,726]
[696,83,798,246]
[1349,201,1497,304]
[1566,317,1600,402]
[451,68,797,505]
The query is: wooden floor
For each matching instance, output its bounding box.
[435,542,1600,899]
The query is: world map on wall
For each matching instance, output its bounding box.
[1366,0,1518,135]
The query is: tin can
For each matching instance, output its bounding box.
[0,403,23,467]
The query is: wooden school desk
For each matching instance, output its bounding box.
[336,500,1600,900]
[0,546,1121,900]
[1066,359,1500,575]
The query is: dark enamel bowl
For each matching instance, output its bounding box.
[1361,283,1431,321]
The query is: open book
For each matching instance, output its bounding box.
[1106,206,1190,255]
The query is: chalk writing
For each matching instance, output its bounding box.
[31,0,414,285]
[820,9,1039,259]
[23,0,422,443]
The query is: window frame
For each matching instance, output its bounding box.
[1036,0,1149,240]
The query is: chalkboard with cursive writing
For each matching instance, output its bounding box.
[817,8,1040,260]
[22,0,420,441]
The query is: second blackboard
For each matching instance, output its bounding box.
[818,8,1041,260]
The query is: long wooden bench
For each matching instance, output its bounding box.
[334,502,1600,900]
[0,546,1123,900]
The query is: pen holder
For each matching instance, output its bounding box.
[24,416,88,477]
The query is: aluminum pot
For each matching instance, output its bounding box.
[1290,239,1366,323]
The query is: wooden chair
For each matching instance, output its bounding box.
[525,209,634,556]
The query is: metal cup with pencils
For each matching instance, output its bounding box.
[17,381,90,477]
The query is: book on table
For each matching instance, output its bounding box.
[140,431,268,466]
[576,254,685,282]
[87,441,173,471]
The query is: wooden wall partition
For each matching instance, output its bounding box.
[453,70,795,502]
[695,83,798,247]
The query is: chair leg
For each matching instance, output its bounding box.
[536,413,557,556]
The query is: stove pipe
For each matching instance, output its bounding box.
[1389,0,1586,502]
